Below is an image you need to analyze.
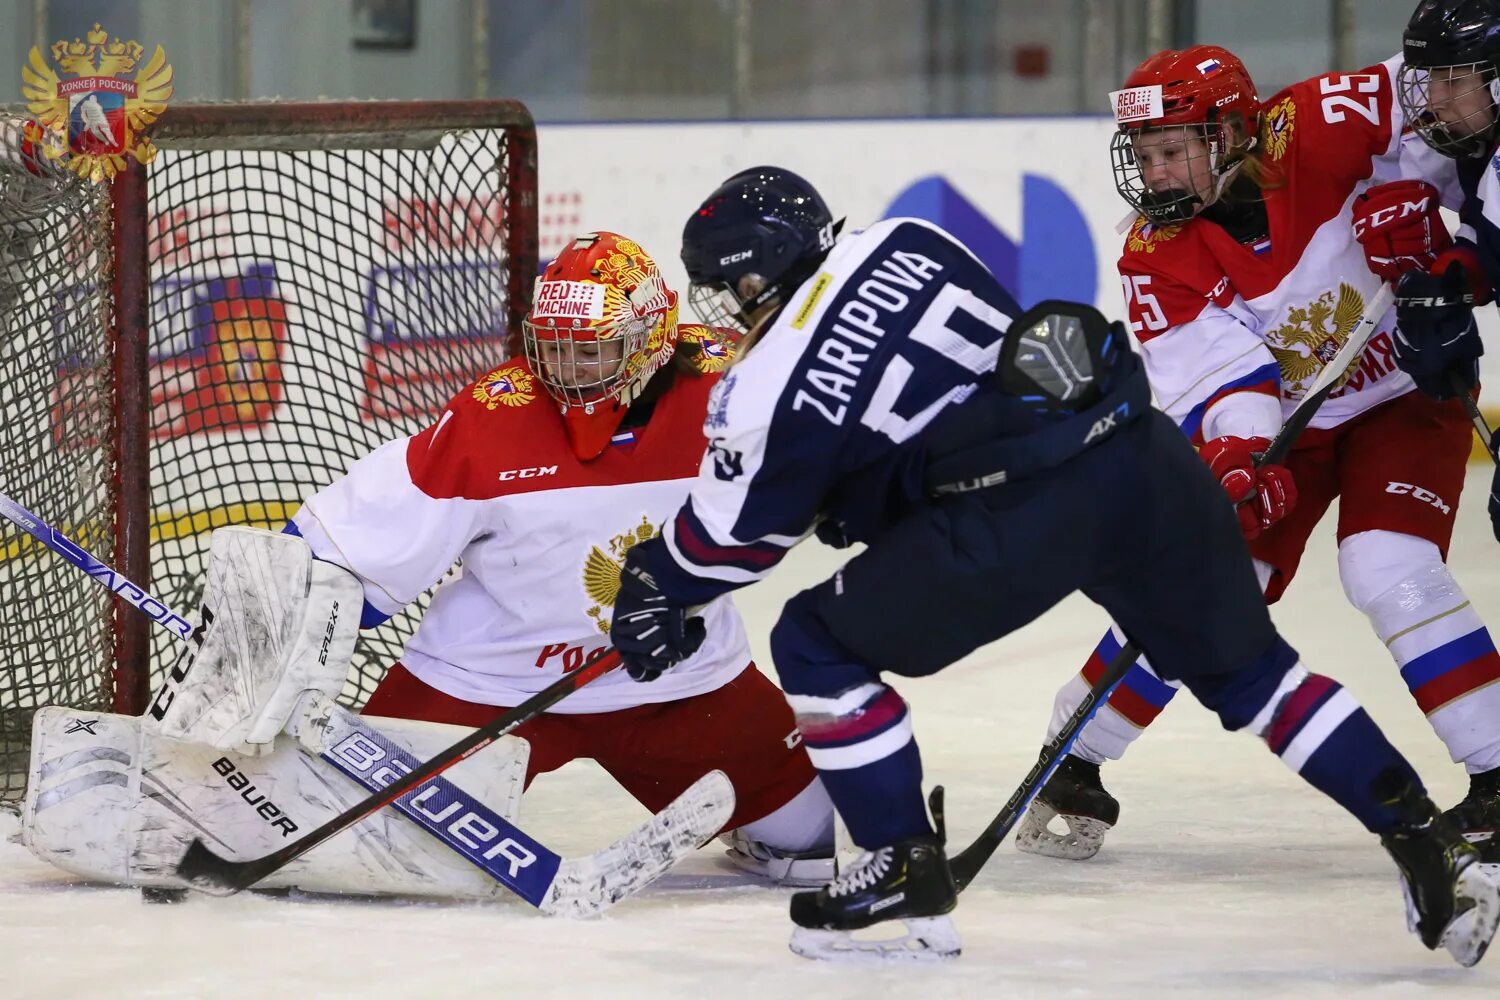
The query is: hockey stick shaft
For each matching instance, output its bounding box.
[1448,372,1495,458]
[946,281,1394,890]
[0,491,623,898]
[178,649,619,892]
[0,491,194,640]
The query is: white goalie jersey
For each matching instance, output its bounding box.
[292,350,750,711]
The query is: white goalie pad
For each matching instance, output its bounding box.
[142,526,363,754]
[23,704,531,900]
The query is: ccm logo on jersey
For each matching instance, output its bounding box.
[498,465,558,481]
[1386,482,1451,515]
[1351,196,1432,238]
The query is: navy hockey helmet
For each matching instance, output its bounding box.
[1400,0,1500,158]
[680,166,842,334]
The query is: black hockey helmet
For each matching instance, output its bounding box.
[1400,0,1500,158]
[680,166,842,334]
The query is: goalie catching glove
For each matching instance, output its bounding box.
[142,526,363,754]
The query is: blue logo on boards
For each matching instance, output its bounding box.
[882,174,1097,308]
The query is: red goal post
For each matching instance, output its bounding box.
[0,99,537,802]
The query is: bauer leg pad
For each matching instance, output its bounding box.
[23,704,529,900]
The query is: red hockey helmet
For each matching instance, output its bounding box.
[522,232,679,460]
[1109,45,1260,223]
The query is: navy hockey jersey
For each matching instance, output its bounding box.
[649,217,1023,603]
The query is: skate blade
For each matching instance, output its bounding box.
[1015,801,1110,861]
[789,916,961,962]
[1440,864,1500,968]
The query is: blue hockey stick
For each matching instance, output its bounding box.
[0,493,731,911]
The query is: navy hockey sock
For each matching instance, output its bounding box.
[1257,671,1424,833]
[787,683,933,848]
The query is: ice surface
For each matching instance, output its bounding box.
[5,466,1500,998]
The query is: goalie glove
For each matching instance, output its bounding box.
[142,527,363,755]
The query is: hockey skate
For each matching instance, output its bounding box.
[787,834,959,962]
[721,830,836,887]
[1445,769,1500,865]
[1016,753,1119,861]
[1381,785,1500,967]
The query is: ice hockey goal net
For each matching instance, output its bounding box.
[0,100,537,802]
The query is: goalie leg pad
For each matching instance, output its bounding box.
[142,526,364,754]
[24,704,530,899]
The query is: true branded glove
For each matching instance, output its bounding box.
[1200,435,1297,540]
[1394,260,1484,400]
[1489,457,1499,546]
[611,542,705,683]
[1353,179,1451,282]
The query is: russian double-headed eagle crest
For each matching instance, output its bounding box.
[1263,97,1296,162]
[22,23,173,182]
[1126,217,1182,254]
[583,513,660,633]
[680,327,735,373]
[1267,282,1365,396]
[472,364,536,409]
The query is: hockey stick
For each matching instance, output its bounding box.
[1448,371,1495,457]
[942,281,1395,891]
[0,494,732,910]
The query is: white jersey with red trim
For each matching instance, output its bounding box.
[1120,55,1460,444]
[291,330,750,713]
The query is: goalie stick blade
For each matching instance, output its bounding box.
[539,769,736,918]
[174,838,278,896]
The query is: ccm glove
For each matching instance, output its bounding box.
[1353,179,1451,282]
[1394,260,1484,401]
[1201,435,1297,541]
[611,542,705,683]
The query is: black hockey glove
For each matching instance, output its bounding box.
[1490,457,1500,546]
[814,516,853,549]
[1393,261,1483,401]
[612,543,705,682]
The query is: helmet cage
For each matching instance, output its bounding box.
[1111,120,1246,225]
[522,312,657,411]
[1397,61,1500,159]
[687,280,755,334]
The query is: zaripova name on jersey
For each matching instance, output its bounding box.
[791,244,946,427]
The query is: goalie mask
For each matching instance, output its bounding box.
[522,232,680,460]
[1109,45,1259,225]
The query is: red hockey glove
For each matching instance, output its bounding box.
[1200,435,1297,540]
[1352,179,1452,282]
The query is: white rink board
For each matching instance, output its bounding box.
[535,116,1500,393]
